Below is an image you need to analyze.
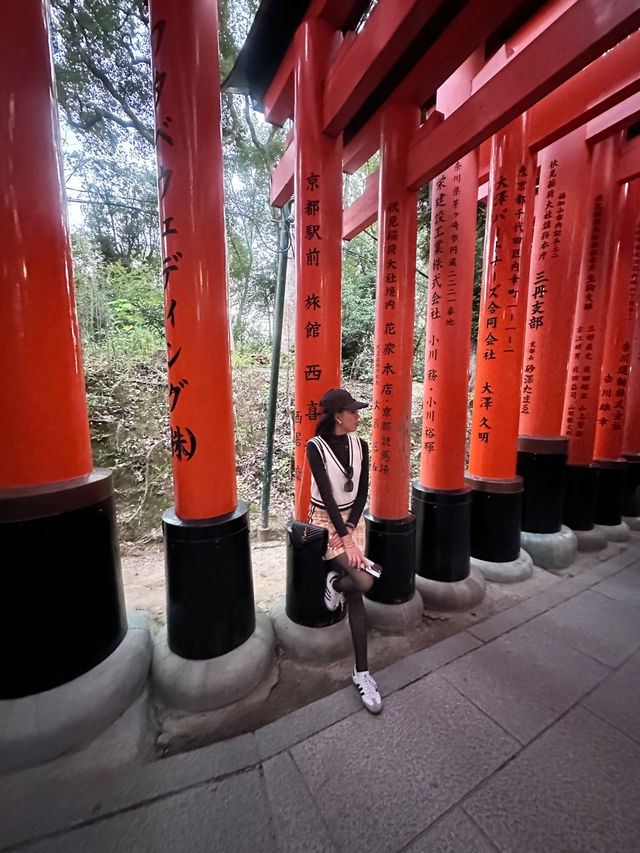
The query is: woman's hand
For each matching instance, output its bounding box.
[327,530,341,549]
[341,532,366,568]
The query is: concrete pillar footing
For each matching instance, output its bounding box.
[363,590,424,633]
[414,566,485,611]
[470,549,533,584]
[594,521,631,542]
[271,599,353,663]
[0,610,151,774]
[520,524,577,571]
[573,527,609,552]
[152,609,276,713]
[623,515,640,532]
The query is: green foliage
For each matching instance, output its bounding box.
[74,249,164,365]
[51,0,153,150]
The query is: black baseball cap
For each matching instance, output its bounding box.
[319,388,368,413]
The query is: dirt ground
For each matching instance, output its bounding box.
[120,538,289,629]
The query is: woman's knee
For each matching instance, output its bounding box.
[353,571,374,593]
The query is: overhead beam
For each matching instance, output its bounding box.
[527,28,640,150]
[270,140,295,207]
[586,91,640,146]
[341,141,493,240]
[340,0,527,173]
[263,0,369,125]
[342,172,379,240]
[322,0,443,137]
[616,134,640,184]
[406,0,640,190]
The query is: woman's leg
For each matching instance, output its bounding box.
[326,554,372,671]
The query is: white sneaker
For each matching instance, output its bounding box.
[324,570,344,612]
[352,668,382,714]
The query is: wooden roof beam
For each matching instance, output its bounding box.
[341,0,528,174]
[407,0,640,190]
[616,134,640,184]
[263,0,369,126]
[527,28,640,150]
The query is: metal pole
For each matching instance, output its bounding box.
[260,201,291,533]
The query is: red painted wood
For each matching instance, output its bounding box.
[149,0,237,518]
[264,0,368,126]
[617,136,640,185]
[585,92,640,146]
[419,62,480,491]
[322,0,442,137]
[271,140,295,207]
[594,179,640,460]
[561,135,620,465]
[370,103,419,518]
[468,116,537,480]
[519,127,591,438]
[1,0,93,488]
[407,0,640,190]
[622,215,640,456]
[528,28,640,151]
[293,19,343,520]
[337,0,521,174]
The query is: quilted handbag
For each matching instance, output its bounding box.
[288,520,328,556]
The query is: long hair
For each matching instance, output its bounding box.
[315,411,338,436]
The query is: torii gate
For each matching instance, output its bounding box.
[225,0,640,637]
[2,0,640,768]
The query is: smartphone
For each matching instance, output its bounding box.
[361,558,382,578]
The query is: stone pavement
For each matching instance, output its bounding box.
[2,536,640,853]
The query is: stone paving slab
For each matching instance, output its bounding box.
[581,649,640,746]
[467,544,637,644]
[590,563,640,609]
[263,751,337,852]
[531,588,640,667]
[374,631,482,695]
[0,732,259,850]
[463,706,640,853]
[290,673,518,852]
[404,808,499,852]
[255,685,359,762]
[440,618,610,744]
[18,770,275,853]
[255,631,481,762]
[2,540,638,853]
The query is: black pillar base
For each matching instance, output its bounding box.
[563,464,597,530]
[517,435,568,533]
[411,482,471,582]
[0,470,126,699]
[622,454,640,516]
[164,501,255,659]
[594,460,627,526]
[465,475,522,563]
[285,521,344,628]
[363,512,415,605]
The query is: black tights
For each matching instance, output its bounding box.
[327,553,373,673]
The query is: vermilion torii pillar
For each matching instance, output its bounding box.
[596,179,640,531]
[280,18,345,644]
[622,256,640,526]
[412,57,484,609]
[292,19,342,522]
[0,0,149,771]
[516,126,591,569]
[561,135,620,546]
[465,114,536,583]
[149,0,274,712]
[365,102,421,625]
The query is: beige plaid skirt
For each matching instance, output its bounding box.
[307,505,366,560]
